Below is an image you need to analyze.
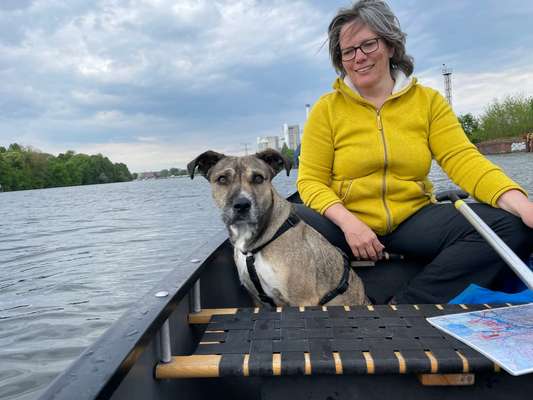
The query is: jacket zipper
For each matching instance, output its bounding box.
[377,111,393,233]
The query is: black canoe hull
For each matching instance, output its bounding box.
[37,197,533,400]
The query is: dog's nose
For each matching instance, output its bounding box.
[233,197,251,213]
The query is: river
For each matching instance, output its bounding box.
[0,152,532,399]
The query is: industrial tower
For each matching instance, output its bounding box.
[442,64,453,108]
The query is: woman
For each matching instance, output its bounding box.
[297,0,533,304]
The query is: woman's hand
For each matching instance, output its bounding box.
[519,203,533,228]
[342,217,385,260]
[497,189,533,228]
[324,203,385,260]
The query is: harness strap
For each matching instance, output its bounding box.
[245,254,277,307]
[250,212,301,254]
[243,211,353,307]
[244,212,301,308]
[318,250,351,305]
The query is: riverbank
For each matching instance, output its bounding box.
[476,134,533,155]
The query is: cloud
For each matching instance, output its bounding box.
[417,65,533,117]
[136,136,157,142]
[70,89,122,107]
[73,140,212,173]
[7,0,324,89]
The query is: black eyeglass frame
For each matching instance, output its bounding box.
[340,37,381,62]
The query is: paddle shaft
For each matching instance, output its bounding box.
[454,199,533,290]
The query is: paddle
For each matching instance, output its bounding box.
[436,190,533,290]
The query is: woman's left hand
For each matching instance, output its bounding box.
[520,202,533,227]
[497,189,533,228]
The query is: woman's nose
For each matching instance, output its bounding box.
[354,48,368,62]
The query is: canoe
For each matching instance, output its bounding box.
[37,195,533,400]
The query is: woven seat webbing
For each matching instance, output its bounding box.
[192,304,503,377]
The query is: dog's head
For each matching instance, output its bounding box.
[187,149,291,230]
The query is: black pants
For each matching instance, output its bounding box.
[294,203,533,304]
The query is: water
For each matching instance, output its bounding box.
[0,153,532,399]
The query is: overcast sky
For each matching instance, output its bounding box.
[2,0,533,172]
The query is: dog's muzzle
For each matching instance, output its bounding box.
[233,197,251,214]
[224,195,255,225]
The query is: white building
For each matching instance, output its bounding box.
[283,123,301,150]
[278,136,286,150]
[256,123,301,153]
[256,136,280,152]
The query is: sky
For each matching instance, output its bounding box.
[2,0,533,172]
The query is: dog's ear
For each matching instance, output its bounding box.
[255,149,292,177]
[187,150,226,179]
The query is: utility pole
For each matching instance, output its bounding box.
[241,143,250,155]
[442,64,453,108]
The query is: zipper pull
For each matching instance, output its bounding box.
[376,113,382,130]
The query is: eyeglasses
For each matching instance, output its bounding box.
[340,38,381,62]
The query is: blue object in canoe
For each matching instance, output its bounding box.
[449,255,533,304]
[449,283,533,304]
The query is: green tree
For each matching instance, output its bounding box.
[114,163,132,181]
[26,151,52,189]
[458,113,479,139]
[46,159,70,187]
[0,154,14,190]
[57,150,76,162]
[3,151,32,190]
[473,94,533,143]
[0,143,133,192]
[280,143,294,161]
[8,143,22,152]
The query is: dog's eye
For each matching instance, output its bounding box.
[252,174,264,184]
[216,175,228,185]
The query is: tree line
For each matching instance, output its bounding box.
[458,94,533,143]
[136,168,189,179]
[0,143,133,192]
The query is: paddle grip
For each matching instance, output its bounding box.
[435,190,469,203]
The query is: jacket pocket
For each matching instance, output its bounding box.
[332,179,354,202]
[416,180,434,200]
[340,180,354,201]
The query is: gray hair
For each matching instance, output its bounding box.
[328,0,414,77]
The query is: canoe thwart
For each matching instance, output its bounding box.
[189,308,238,324]
[156,355,221,379]
[156,355,477,386]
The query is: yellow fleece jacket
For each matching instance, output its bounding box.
[297,76,525,236]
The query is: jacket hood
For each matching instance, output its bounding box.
[334,70,417,103]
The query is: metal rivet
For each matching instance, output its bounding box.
[155,291,169,298]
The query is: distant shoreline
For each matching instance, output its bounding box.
[476,135,533,155]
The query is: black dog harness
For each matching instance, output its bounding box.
[242,211,351,307]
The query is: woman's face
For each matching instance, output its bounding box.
[339,21,394,92]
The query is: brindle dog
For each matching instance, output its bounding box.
[187,149,368,306]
